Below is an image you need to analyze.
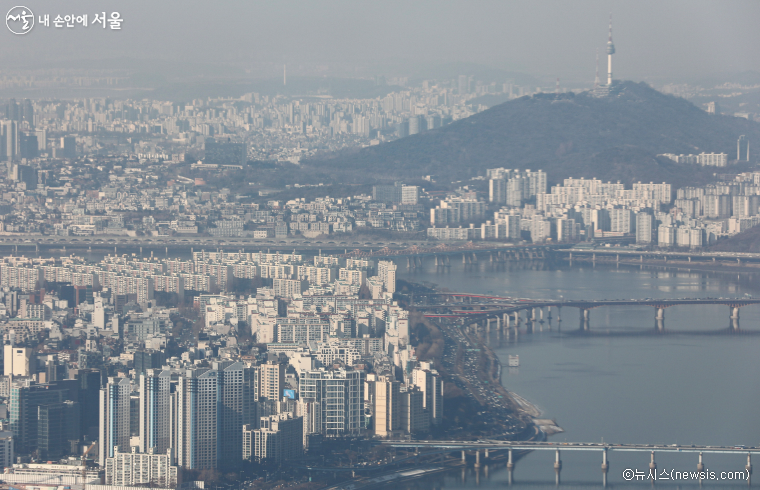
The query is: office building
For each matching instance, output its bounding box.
[10,383,66,454]
[61,136,76,159]
[134,350,166,375]
[37,400,80,460]
[242,412,303,463]
[4,345,31,376]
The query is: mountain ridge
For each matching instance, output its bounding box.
[305,81,760,187]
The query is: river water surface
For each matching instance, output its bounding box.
[396,259,760,489]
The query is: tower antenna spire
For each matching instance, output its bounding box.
[606,13,616,86]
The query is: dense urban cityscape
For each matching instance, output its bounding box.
[0,2,759,490]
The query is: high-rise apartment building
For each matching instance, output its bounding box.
[105,446,178,488]
[99,377,132,466]
[636,213,653,244]
[139,370,171,455]
[298,368,362,436]
[218,362,257,469]
[259,361,285,402]
[176,369,225,470]
[411,365,444,425]
[365,374,400,437]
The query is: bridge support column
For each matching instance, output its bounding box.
[601,448,609,487]
[475,450,481,468]
[554,449,562,485]
[697,452,705,482]
[655,307,665,321]
[485,448,489,459]
[539,307,544,321]
[507,449,514,485]
[746,454,752,485]
[461,450,466,462]
[580,308,590,330]
[649,451,657,479]
[730,306,740,320]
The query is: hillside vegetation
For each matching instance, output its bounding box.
[304,82,760,187]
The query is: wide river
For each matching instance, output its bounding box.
[396,259,760,489]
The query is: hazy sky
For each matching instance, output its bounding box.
[3,0,759,83]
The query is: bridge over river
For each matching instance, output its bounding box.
[413,294,760,331]
[383,440,757,486]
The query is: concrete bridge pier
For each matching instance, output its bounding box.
[656,318,665,332]
[697,452,705,482]
[475,450,481,468]
[462,450,466,462]
[601,448,610,487]
[580,308,590,330]
[554,449,562,485]
[731,306,741,330]
[730,306,740,320]
[746,454,752,485]
[507,449,514,485]
[496,316,501,331]
[649,451,657,480]
[655,307,665,321]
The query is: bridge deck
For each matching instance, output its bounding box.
[384,441,759,455]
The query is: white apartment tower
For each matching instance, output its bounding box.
[177,369,218,470]
[99,377,132,466]
[139,369,171,456]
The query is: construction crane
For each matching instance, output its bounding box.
[80,441,97,483]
